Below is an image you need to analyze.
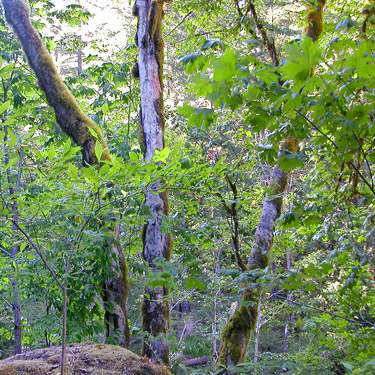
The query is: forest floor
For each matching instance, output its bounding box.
[0,342,171,375]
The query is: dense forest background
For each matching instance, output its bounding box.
[0,0,375,374]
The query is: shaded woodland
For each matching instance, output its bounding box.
[0,0,375,374]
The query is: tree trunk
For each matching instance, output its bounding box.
[2,0,130,348]
[3,106,22,354]
[218,140,295,367]
[283,251,294,354]
[9,152,22,355]
[253,301,262,374]
[305,0,326,42]
[2,0,110,166]
[77,35,83,76]
[133,0,171,365]
[102,226,130,348]
[217,1,326,369]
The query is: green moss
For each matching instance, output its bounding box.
[218,288,258,366]
[148,0,164,85]
[280,136,298,154]
[11,10,111,165]
[305,0,326,41]
[0,343,171,375]
[362,2,375,33]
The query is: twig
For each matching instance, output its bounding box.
[166,11,194,37]
[1,296,13,309]
[225,175,247,272]
[351,130,373,190]
[9,219,64,290]
[0,247,11,257]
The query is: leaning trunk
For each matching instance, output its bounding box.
[2,0,130,348]
[133,0,171,365]
[218,0,326,368]
[218,139,296,367]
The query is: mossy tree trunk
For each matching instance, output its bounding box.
[102,226,130,348]
[217,1,326,370]
[2,0,130,348]
[133,0,171,365]
[305,0,327,42]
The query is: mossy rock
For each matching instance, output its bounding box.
[0,342,171,375]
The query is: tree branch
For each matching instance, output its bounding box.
[226,175,247,272]
[166,11,194,37]
[0,247,11,257]
[2,0,111,166]
[1,296,13,309]
[246,0,279,66]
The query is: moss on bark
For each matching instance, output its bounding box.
[218,288,258,366]
[2,0,111,166]
[134,0,171,365]
[217,1,326,369]
[2,0,131,349]
[305,0,327,42]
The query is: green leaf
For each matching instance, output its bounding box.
[213,49,238,81]
[280,37,322,82]
[0,63,14,78]
[87,127,100,139]
[4,157,17,170]
[154,147,170,163]
[277,154,304,172]
[341,362,354,371]
[63,138,72,154]
[94,140,103,161]
[201,38,224,51]
[48,144,56,161]
[102,102,109,115]
[183,277,206,290]
[67,163,79,180]
[7,128,17,148]
[179,104,215,129]
[0,101,11,115]
[129,151,139,162]
[335,18,357,30]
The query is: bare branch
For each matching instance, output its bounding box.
[0,247,11,257]
[1,296,13,309]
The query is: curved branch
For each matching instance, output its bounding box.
[2,0,111,166]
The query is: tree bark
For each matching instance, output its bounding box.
[217,1,326,369]
[2,0,130,348]
[305,0,326,42]
[283,251,294,354]
[2,0,110,166]
[134,0,171,365]
[218,140,296,367]
[102,226,130,348]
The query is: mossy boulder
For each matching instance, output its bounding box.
[0,342,171,375]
